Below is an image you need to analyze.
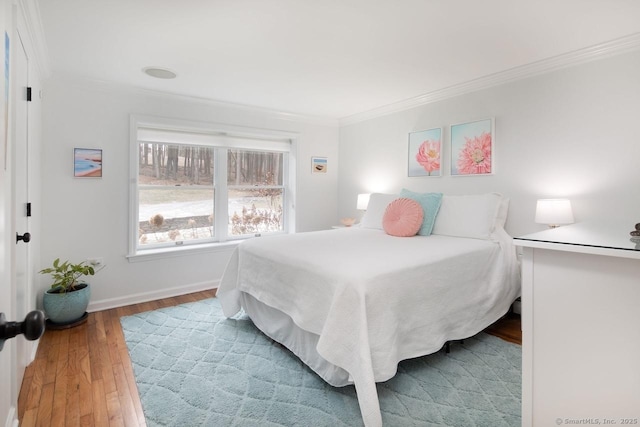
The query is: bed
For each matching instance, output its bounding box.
[217,192,521,427]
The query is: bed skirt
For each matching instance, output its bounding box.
[240,292,353,387]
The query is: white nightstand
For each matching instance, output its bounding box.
[514,222,640,426]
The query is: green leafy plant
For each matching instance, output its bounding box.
[39,258,96,293]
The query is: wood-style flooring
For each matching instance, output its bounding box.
[485,311,522,345]
[18,289,521,426]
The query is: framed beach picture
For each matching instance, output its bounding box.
[408,128,442,177]
[450,118,494,176]
[311,156,327,173]
[74,148,103,178]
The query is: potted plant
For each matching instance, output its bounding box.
[39,258,97,326]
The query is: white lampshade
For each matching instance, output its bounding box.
[535,199,574,228]
[357,193,371,210]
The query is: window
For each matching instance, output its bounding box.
[227,149,285,236]
[129,116,295,257]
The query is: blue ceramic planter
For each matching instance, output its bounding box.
[43,283,91,324]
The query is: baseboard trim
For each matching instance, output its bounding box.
[4,405,18,427]
[28,340,39,365]
[87,280,219,312]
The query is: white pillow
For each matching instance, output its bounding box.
[359,193,399,229]
[431,193,503,239]
[496,197,510,229]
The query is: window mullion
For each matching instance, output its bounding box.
[283,152,292,233]
[214,147,229,241]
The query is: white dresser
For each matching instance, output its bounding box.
[515,222,640,427]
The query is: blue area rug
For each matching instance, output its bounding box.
[121,298,521,426]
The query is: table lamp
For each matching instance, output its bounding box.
[535,199,574,228]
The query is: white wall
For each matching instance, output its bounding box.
[38,46,640,309]
[40,78,339,310]
[338,50,640,237]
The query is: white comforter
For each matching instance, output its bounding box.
[217,227,520,427]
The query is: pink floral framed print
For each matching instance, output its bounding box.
[450,118,494,176]
[408,127,442,177]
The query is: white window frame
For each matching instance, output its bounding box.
[127,115,297,261]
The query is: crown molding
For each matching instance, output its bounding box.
[18,0,52,78]
[339,32,640,126]
[48,75,340,127]
[20,0,640,129]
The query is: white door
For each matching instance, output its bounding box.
[0,25,31,426]
[13,28,30,397]
[0,180,14,420]
[0,56,14,427]
[0,22,17,426]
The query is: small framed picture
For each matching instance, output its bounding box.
[450,118,494,176]
[408,128,442,177]
[74,148,103,178]
[311,156,327,173]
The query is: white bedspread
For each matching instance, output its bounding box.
[217,227,520,427]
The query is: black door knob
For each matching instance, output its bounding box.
[0,310,45,351]
[16,232,31,244]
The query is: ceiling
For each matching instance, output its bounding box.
[35,0,640,120]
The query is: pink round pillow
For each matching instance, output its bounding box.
[382,198,424,237]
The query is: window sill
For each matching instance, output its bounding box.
[127,240,240,263]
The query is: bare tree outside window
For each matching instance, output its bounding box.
[137,144,284,247]
[138,143,214,246]
[227,149,284,236]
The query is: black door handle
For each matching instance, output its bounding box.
[0,310,45,351]
[16,232,31,244]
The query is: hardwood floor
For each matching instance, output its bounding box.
[18,290,520,426]
[485,312,522,345]
[17,290,216,427]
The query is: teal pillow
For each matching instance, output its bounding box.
[399,189,443,236]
